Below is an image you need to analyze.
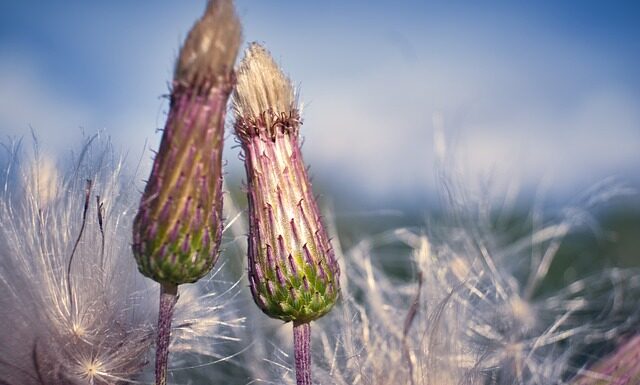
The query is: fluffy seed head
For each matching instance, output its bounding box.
[233,44,340,323]
[132,0,241,285]
[0,139,155,385]
[0,137,249,384]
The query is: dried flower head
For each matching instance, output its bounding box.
[233,43,340,324]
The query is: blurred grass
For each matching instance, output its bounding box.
[227,173,640,289]
[221,175,640,381]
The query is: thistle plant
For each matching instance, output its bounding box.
[131,1,241,384]
[233,43,341,385]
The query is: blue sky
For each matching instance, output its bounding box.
[1,1,639,206]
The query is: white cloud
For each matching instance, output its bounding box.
[2,2,638,203]
[294,35,640,199]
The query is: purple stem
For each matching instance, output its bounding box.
[156,282,178,385]
[572,335,640,385]
[293,321,312,385]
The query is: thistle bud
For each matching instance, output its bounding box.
[132,0,241,286]
[233,44,340,323]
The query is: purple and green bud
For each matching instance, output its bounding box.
[132,0,241,286]
[233,44,340,323]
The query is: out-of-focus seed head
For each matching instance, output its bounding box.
[233,44,340,323]
[0,138,155,385]
[132,0,241,285]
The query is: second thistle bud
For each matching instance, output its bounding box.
[132,0,241,285]
[233,44,340,323]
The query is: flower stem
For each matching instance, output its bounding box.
[572,335,640,385]
[293,321,312,385]
[156,282,178,385]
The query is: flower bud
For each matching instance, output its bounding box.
[233,44,340,323]
[132,0,241,285]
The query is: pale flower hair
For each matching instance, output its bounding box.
[0,136,246,384]
[0,136,154,384]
